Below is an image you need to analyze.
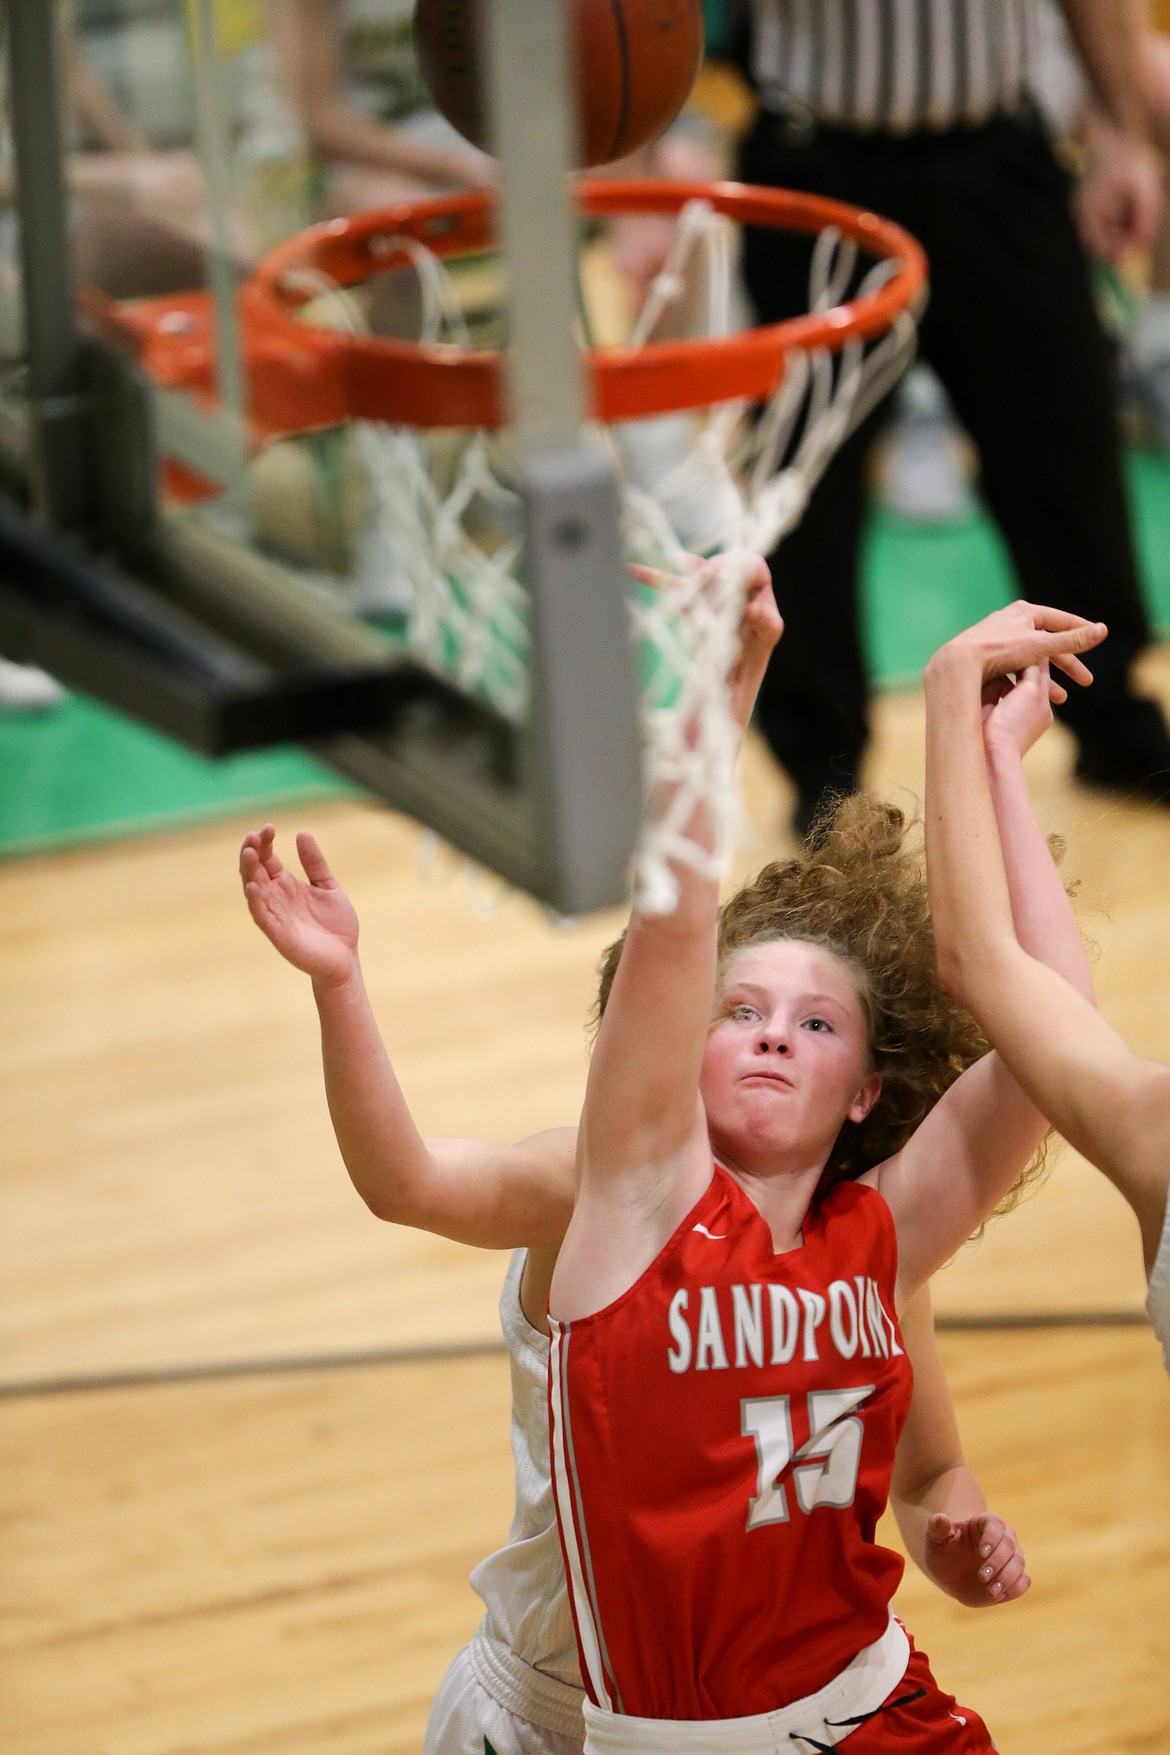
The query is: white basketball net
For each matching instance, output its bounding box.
[282,203,919,913]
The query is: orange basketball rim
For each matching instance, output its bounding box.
[237,180,929,435]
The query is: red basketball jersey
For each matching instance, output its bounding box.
[549,1167,914,1721]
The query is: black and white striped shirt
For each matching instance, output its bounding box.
[745,0,1040,133]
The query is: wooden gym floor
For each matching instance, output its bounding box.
[4,653,1170,1754]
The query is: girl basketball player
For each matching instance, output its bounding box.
[241,567,1031,1755]
[923,606,1170,1381]
[545,593,1105,1751]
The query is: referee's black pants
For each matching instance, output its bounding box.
[737,107,1155,805]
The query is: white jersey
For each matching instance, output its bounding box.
[462,1250,585,1737]
[1146,1189,1170,1387]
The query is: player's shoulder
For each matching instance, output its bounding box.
[815,1175,895,1243]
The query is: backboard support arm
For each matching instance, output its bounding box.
[482,0,643,914]
[4,0,89,526]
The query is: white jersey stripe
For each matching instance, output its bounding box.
[560,1340,625,1712]
[548,1319,616,1712]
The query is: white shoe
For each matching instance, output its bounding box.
[0,657,66,710]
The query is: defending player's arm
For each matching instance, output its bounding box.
[240,824,577,1246]
[891,1288,1029,1608]
[924,613,1170,1273]
[875,606,1111,1298]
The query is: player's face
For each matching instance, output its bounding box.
[699,939,881,1173]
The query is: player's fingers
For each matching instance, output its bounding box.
[743,592,783,650]
[742,555,773,600]
[628,557,713,597]
[1021,626,1104,686]
[253,823,285,879]
[1048,652,1096,688]
[241,878,271,929]
[1045,673,1068,704]
[925,1512,955,1546]
[979,1538,1016,1582]
[1017,602,1102,632]
[976,1515,1005,1559]
[985,1550,1028,1602]
[239,823,269,859]
[296,829,336,889]
[1014,605,1107,661]
[1016,663,1054,707]
[978,1527,1017,1582]
[1001,1569,1032,1603]
[1038,619,1107,653]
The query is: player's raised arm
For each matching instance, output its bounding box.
[921,606,1170,1274]
[240,825,576,1247]
[874,605,1115,1294]
[554,560,781,1316]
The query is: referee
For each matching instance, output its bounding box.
[729,0,1170,834]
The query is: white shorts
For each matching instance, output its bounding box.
[424,1642,585,1755]
[1145,1188,1170,1384]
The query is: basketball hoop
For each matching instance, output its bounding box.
[242,180,926,430]
[237,180,927,912]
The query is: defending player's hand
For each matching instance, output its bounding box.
[928,602,1107,695]
[981,661,1059,760]
[923,1511,1030,1609]
[239,825,359,988]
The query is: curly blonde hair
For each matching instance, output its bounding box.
[594,792,1049,1218]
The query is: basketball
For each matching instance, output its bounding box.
[412,0,705,169]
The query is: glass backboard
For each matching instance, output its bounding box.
[0,0,645,913]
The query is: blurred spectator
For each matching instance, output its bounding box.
[272,0,491,215]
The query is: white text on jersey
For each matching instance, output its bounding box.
[666,1278,903,1374]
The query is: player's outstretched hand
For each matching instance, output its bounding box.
[924,1512,1031,1609]
[628,554,781,738]
[726,556,782,736]
[926,601,1107,696]
[239,825,359,988]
